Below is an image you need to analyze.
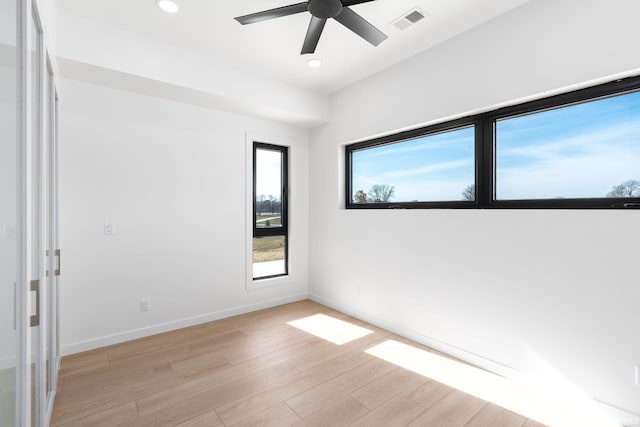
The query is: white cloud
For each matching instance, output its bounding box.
[496,119,640,199]
[377,158,473,180]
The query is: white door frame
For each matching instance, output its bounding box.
[43,54,60,424]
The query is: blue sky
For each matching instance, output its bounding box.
[496,90,640,199]
[352,90,640,202]
[352,127,475,202]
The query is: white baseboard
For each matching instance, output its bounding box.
[62,293,309,356]
[309,293,640,427]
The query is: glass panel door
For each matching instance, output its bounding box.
[0,0,18,424]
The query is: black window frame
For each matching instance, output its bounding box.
[346,117,481,209]
[253,142,289,279]
[346,75,640,210]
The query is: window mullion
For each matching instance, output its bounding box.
[480,116,494,207]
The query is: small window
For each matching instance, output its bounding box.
[346,121,477,208]
[495,90,640,202]
[253,142,288,279]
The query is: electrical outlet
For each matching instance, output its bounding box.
[104,222,115,235]
[140,298,150,312]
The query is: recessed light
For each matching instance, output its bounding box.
[156,0,179,14]
[307,58,322,68]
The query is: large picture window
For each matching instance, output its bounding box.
[346,75,640,209]
[253,142,288,279]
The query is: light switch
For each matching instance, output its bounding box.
[3,225,16,240]
[104,222,115,235]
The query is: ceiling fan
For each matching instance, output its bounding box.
[235,0,388,55]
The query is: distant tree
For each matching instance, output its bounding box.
[257,194,266,214]
[263,199,272,214]
[353,190,368,204]
[367,184,395,202]
[462,184,475,201]
[268,194,276,213]
[606,179,640,197]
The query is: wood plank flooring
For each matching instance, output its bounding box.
[51,300,544,426]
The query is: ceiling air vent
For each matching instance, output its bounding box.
[390,8,426,31]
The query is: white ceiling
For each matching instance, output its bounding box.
[56,0,529,94]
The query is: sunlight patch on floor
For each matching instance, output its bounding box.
[287,314,373,345]
[365,339,621,427]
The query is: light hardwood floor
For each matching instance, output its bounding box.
[51,300,546,426]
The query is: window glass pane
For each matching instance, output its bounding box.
[351,126,475,203]
[253,143,288,280]
[496,91,640,200]
[255,149,283,229]
[253,236,286,279]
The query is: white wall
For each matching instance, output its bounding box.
[56,10,329,128]
[59,77,309,354]
[309,0,640,419]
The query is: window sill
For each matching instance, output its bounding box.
[247,274,296,291]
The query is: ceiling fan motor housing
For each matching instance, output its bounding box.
[308,0,343,19]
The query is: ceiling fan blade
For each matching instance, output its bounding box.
[341,0,377,6]
[235,2,308,25]
[334,6,387,46]
[301,16,327,54]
